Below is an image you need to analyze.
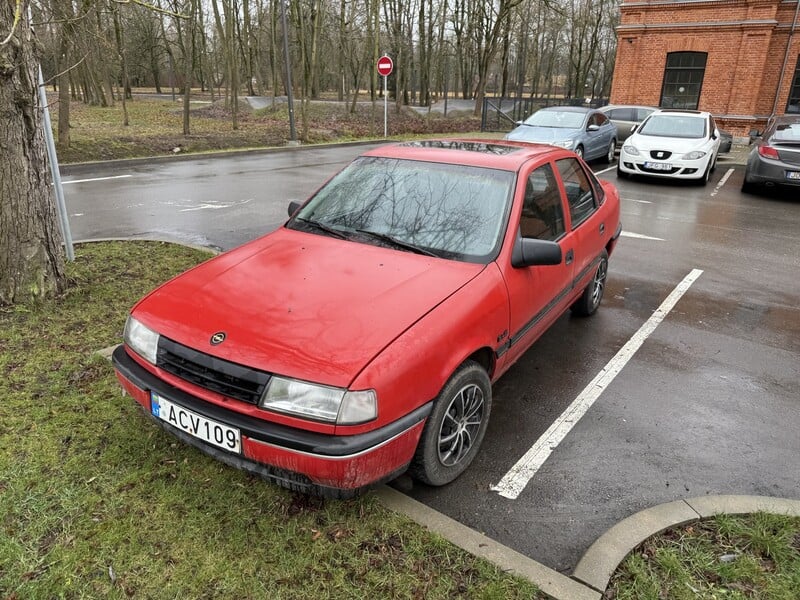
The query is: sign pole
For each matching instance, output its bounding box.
[376,54,394,139]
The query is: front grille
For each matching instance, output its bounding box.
[157,337,270,404]
[649,150,673,160]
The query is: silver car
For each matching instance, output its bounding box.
[742,115,800,194]
[505,106,617,162]
[600,105,657,146]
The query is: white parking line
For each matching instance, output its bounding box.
[490,268,704,500]
[621,231,664,241]
[594,165,617,175]
[62,175,132,185]
[710,168,734,197]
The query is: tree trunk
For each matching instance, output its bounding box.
[0,9,67,305]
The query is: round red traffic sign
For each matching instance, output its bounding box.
[377,56,394,77]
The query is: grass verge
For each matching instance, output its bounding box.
[52,92,485,163]
[607,513,800,599]
[0,241,541,599]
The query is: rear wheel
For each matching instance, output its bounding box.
[410,361,492,487]
[571,249,608,317]
[741,174,758,194]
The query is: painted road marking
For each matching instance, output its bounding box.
[621,231,664,241]
[62,175,132,185]
[490,268,704,500]
[710,168,734,197]
[595,165,616,175]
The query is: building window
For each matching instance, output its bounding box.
[788,55,800,114]
[660,52,707,110]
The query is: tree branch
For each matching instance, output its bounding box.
[110,0,189,19]
[1,0,26,48]
[38,53,89,87]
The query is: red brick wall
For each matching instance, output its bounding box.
[610,0,800,136]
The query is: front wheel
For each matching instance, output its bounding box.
[571,249,608,317]
[697,160,712,186]
[604,140,616,163]
[616,162,630,180]
[410,361,492,487]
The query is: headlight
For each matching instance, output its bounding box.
[682,150,707,160]
[622,145,639,156]
[260,376,377,425]
[552,140,575,149]
[124,315,160,364]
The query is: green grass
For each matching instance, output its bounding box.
[0,241,541,599]
[52,91,484,163]
[608,513,800,599]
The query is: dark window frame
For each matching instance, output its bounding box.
[660,52,707,110]
[787,55,800,114]
[520,163,566,242]
[555,157,598,229]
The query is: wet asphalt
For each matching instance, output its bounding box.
[62,146,800,574]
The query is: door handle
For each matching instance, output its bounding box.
[599,222,605,235]
[565,249,574,265]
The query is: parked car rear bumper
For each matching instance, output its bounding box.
[745,155,800,187]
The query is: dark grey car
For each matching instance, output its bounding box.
[742,115,800,194]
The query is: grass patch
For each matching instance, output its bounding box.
[52,92,484,163]
[0,241,541,599]
[607,513,800,599]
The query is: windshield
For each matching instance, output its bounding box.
[524,110,586,129]
[638,115,707,139]
[290,157,515,263]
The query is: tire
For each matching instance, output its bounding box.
[574,145,584,160]
[570,249,608,317]
[616,161,629,180]
[741,175,758,194]
[697,160,711,186]
[710,153,718,173]
[604,140,616,164]
[410,361,492,487]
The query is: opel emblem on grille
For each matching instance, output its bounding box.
[210,332,226,345]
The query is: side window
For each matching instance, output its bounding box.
[636,108,655,121]
[595,113,609,126]
[609,108,634,121]
[555,158,597,227]
[520,164,565,241]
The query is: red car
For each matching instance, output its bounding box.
[112,140,621,497]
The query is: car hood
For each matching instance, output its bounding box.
[505,125,579,144]
[133,227,485,388]
[627,134,711,153]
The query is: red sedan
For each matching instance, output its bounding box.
[112,139,621,497]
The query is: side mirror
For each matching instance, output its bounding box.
[711,129,718,140]
[288,201,302,217]
[511,237,562,268]
[587,124,600,132]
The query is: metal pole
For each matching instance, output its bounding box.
[38,66,74,262]
[280,0,297,143]
[384,73,388,138]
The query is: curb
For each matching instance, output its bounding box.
[376,488,800,599]
[573,495,800,593]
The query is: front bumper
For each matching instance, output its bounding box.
[112,345,431,497]
[618,153,710,179]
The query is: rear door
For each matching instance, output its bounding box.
[554,157,609,294]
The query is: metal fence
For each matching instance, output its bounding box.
[481,97,610,132]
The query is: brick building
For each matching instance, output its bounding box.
[610,0,800,138]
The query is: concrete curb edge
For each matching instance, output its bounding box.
[572,495,800,593]
[374,486,601,600]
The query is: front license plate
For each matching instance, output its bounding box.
[151,392,241,453]
[786,171,800,180]
[644,161,672,171]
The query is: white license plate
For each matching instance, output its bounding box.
[151,392,241,453]
[644,161,672,171]
[786,171,800,180]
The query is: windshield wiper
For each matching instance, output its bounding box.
[295,217,348,239]
[355,229,439,257]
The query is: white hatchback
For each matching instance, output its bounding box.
[617,110,721,185]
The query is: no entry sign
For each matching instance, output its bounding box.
[377,56,394,77]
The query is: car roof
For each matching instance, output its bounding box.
[772,114,800,125]
[539,105,594,114]
[360,139,566,171]
[601,104,657,111]
[653,109,711,117]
